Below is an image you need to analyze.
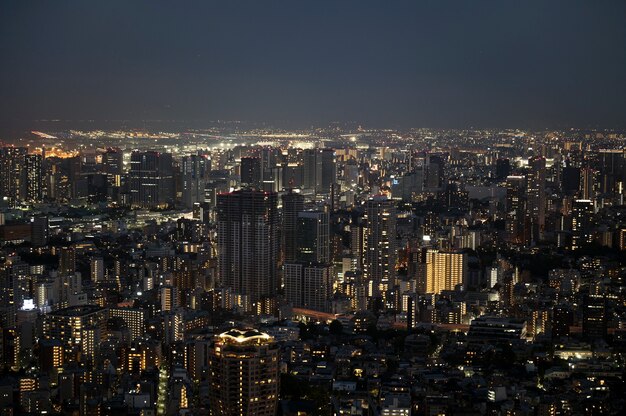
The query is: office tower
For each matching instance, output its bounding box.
[30,216,49,247]
[302,149,322,193]
[259,147,281,191]
[561,165,581,195]
[571,199,594,250]
[580,166,595,200]
[364,196,397,302]
[505,176,526,244]
[281,190,304,263]
[582,294,607,340]
[425,154,444,190]
[129,151,174,208]
[25,154,42,202]
[284,263,333,312]
[102,148,123,194]
[425,249,467,294]
[0,147,27,205]
[90,257,104,282]
[208,329,279,416]
[495,158,511,180]
[302,149,336,194]
[217,190,279,312]
[182,154,209,209]
[597,149,625,195]
[109,308,146,341]
[296,209,330,263]
[526,156,546,244]
[240,156,261,188]
[58,247,76,276]
[319,148,336,194]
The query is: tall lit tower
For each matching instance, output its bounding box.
[217,190,279,312]
[364,195,397,302]
[129,151,174,208]
[281,190,304,263]
[181,154,209,209]
[0,147,27,205]
[208,329,279,416]
[505,176,526,244]
[425,249,467,294]
[25,154,42,202]
[526,156,546,244]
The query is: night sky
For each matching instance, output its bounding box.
[1,1,625,132]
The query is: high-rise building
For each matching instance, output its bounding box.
[0,147,27,205]
[582,294,607,340]
[109,307,146,341]
[302,149,321,193]
[425,250,467,294]
[90,257,104,282]
[495,158,511,180]
[160,286,179,312]
[552,304,572,338]
[284,263,332,312]
[182,154,210,209]
[217,190,279,312]
[102,148,123,195]
[25,154,42,202]
[240,156,261,188]
[425,154,445,190]
[505,176,526,244]
[597,149,625,196]
[42,305,107,353]
[302,149,336,194]
[561,165,581,196]
[30,216,49,247]
[526,156,546,244]
[58,246,76,276]
[128,151,174,208]
[296,209,330,263]
[281,190,304,263]
[364,196,397,302]
[571,199,594,250]
[208,329,279,416]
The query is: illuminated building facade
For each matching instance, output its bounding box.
[208,329,279,416]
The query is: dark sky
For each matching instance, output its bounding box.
[1,0,625,131]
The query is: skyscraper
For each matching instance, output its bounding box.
[217,190,279,312]
[302,148,336,194]
[25,154,42,202]
[364,196,397,303]
[0,147,27,205]
[240,156,261,188]
[102,148,123,195]
[505,176,526,244]
[527,156,546,244]
[571,199,594,250]
[208,329,279,416]
[181,154,210,209]
[296,209,330,263]
[129,151,174,208]
[281,190,304,263]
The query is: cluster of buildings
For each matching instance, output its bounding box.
[0,126,624,414]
